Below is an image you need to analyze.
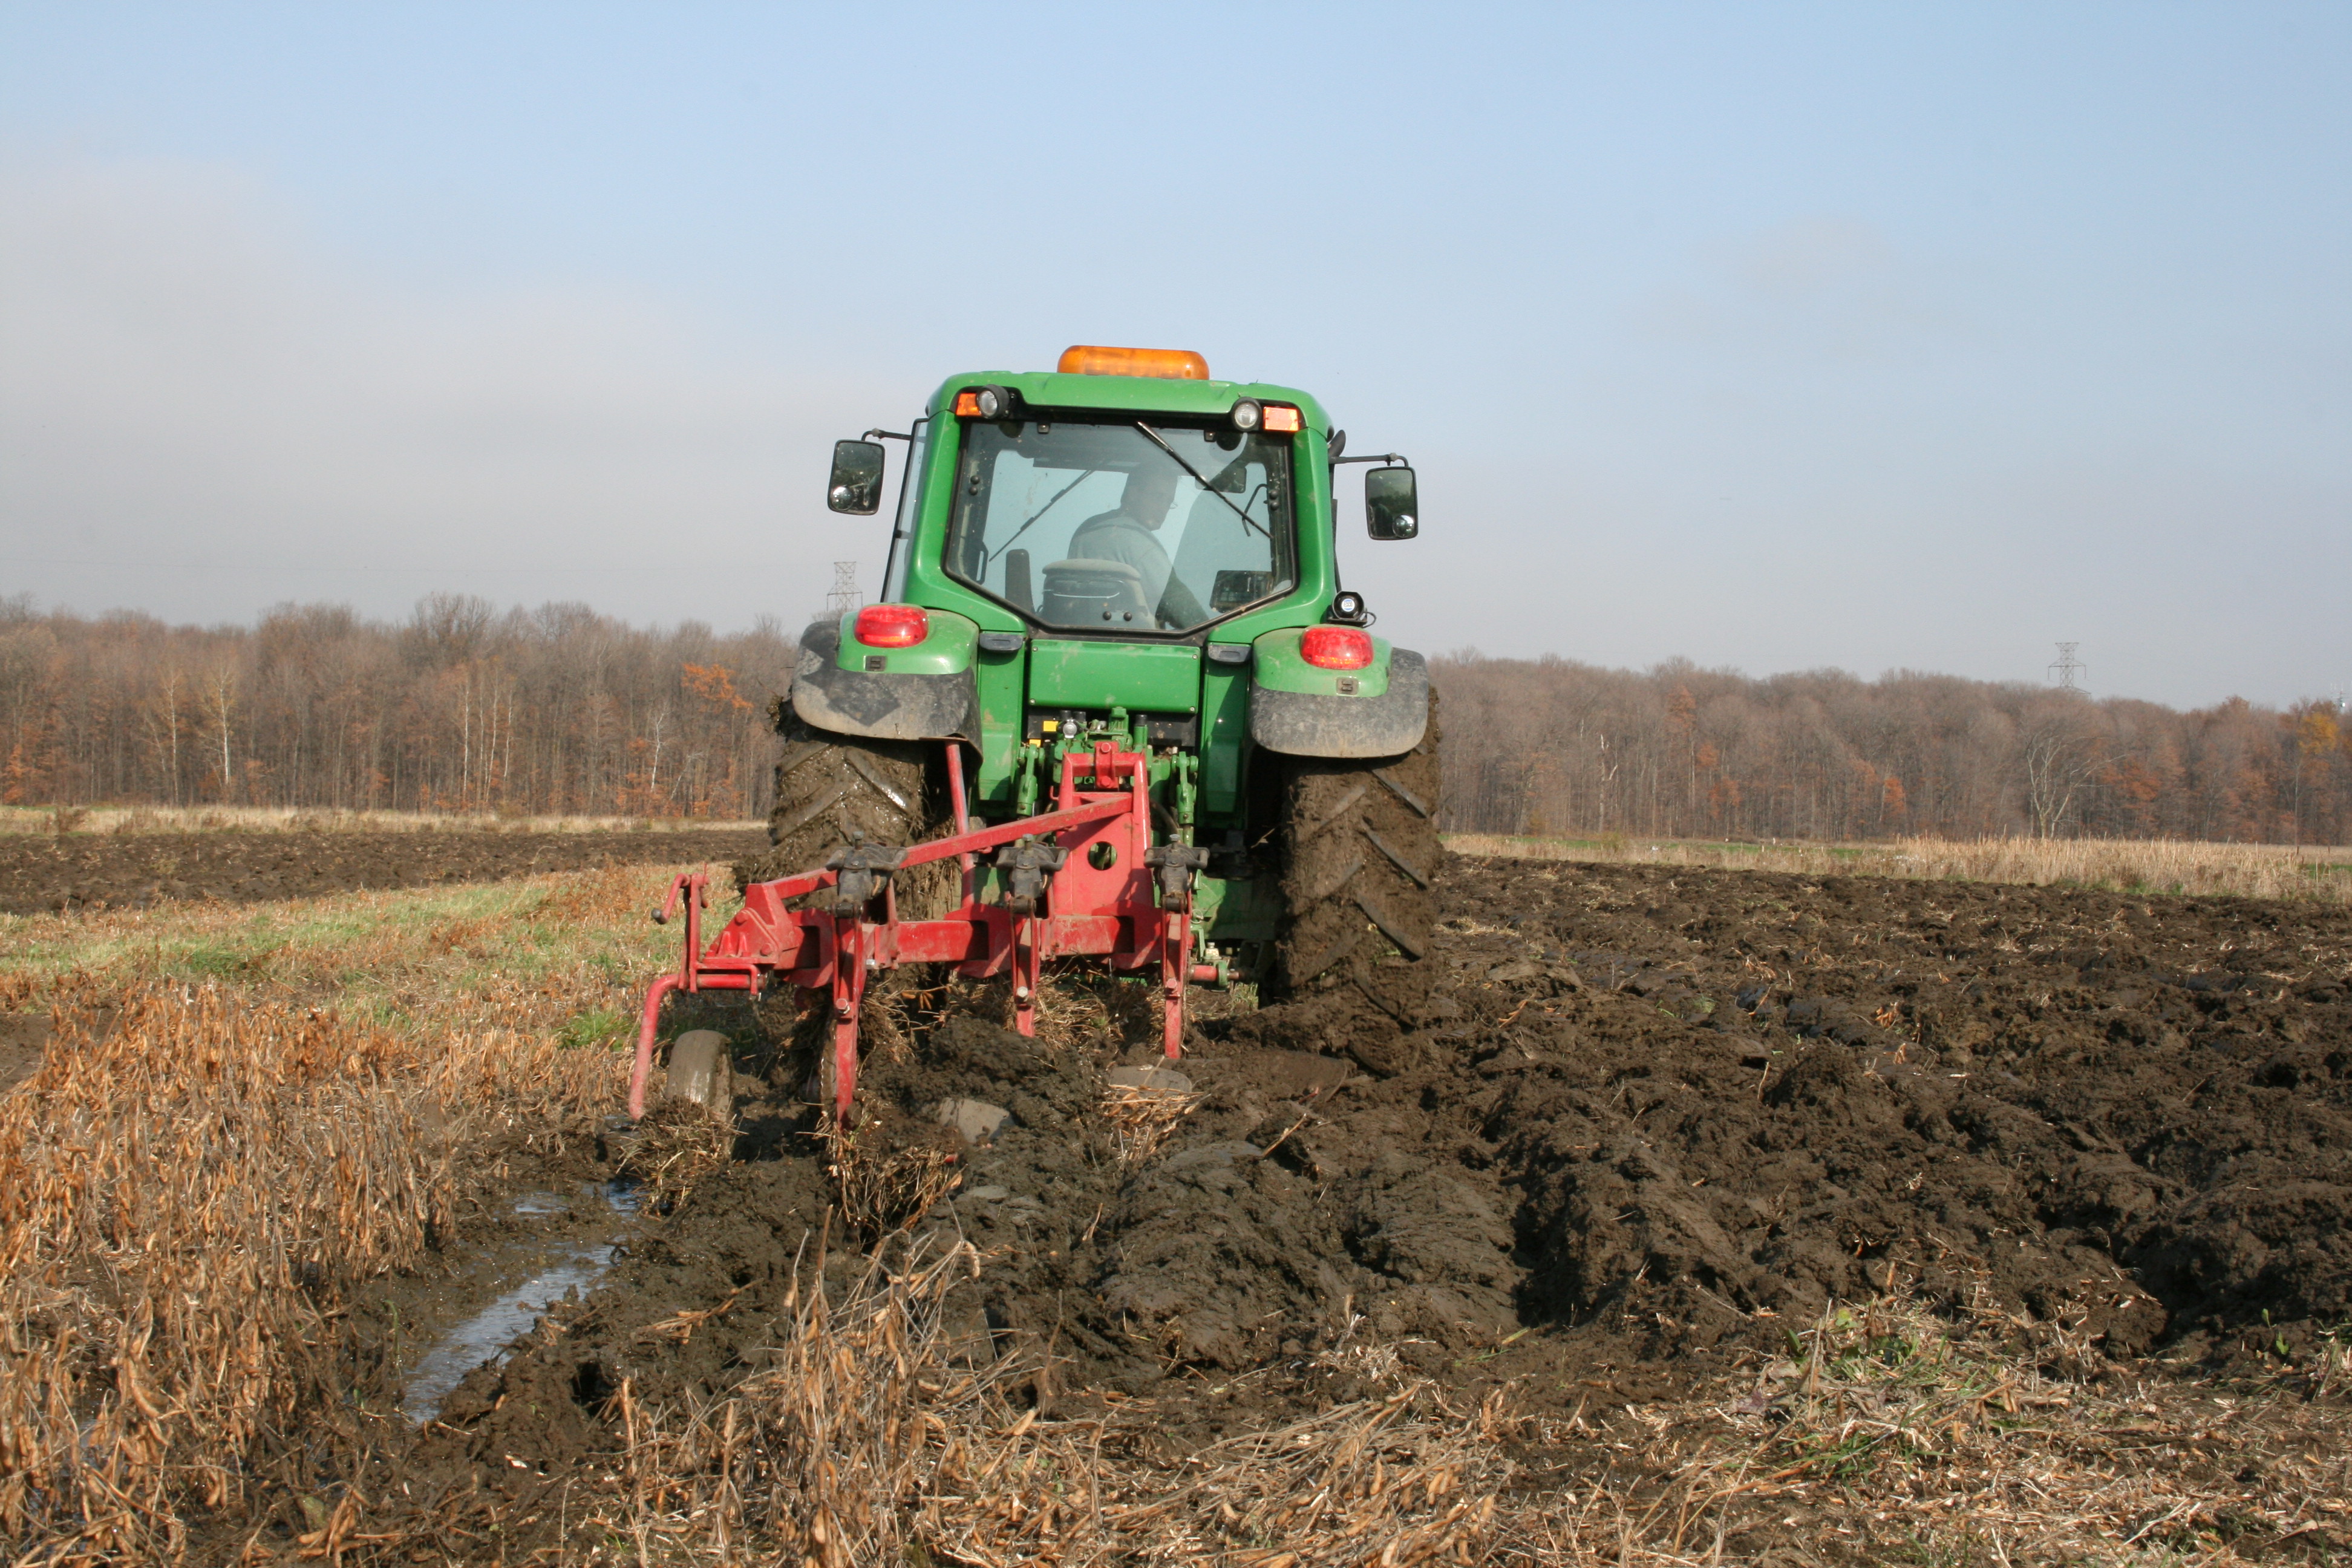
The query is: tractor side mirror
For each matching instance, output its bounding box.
[827,440,887,515]
[1365,465,1419,540]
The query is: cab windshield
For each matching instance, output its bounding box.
[944,417,1293,633]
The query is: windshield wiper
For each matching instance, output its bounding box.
[985,467,1099,569]
[1134,423,1271,541]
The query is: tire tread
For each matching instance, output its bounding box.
[1272,691,1442,1004]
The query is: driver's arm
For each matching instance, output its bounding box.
[1155,572,1210,629]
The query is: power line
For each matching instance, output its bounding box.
[2048,641,2085,691]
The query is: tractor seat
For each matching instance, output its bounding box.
[1039,558,1151,626]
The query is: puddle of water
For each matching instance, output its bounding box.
[400,1244,612,1423]
[402,1178,640,1425]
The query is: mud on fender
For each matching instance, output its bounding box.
[1249,648,1429,759]
[790,620,979,743]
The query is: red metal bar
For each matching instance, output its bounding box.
[1013,915,1040,1036]
[653,874,696,926]
[944,740,977,907]
[895,791,1131,871]
[1160,905,1189,1060]
[830,912,867,1119]
[636,742,1204,1125]
[761,866,837,901]
[879,915,991,964]
[629,975,682,1119]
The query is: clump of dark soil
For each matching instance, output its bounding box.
[1445,858,2352,1363]
[0,827,767,914]
[384,853,2352,1509]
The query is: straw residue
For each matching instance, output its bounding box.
[0,983,618,1560]
[606,1236,1520,1567]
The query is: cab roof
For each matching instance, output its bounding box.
[927,368,1331,434]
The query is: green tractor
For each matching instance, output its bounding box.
[632,345,1437,1121]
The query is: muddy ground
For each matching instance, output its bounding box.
[0,1010,44,1095]
[366,852,2350,1550]
[0,826,766,915]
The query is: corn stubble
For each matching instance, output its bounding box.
[1099,1080,1207,1167]
[604,1236,1515,1568]
[459,1264,2352,1566]
[619,1097,737,1209]
[0,984,618,1561]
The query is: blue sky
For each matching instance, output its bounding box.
[2,2,2346,706]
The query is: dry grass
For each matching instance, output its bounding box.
[0,863,677,1560]
[0,984,621,1560]
[820,1117,965,1242]
[618,1097,737,1209]
[1484,1290,2352,1565]
[596,1236,1521,1567]
[479,1248,2352,1565]
[1100,1079,1206,1166]
[0,803,760,837]
[1450,830,2352,903]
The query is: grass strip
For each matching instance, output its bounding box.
[1447,831,2352,903]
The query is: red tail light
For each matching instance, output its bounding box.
[854,603,929,648]
[1299,626,1374,670]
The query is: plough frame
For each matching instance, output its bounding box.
[630,737,1212,1121]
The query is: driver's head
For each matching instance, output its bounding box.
[1121,466,1180,529]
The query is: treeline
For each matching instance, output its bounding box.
[1434,654,2352,845]
[0,596,796,819]
[4,597,2347,842]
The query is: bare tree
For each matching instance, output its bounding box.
[2,601,2341,843]
[201,664,238,803]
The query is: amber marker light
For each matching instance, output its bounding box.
[1299,626,1374,670]
[1261,404,1302,433]
[1057,345,1211,379]
[854,604,930,648]
[954,385,1014,419]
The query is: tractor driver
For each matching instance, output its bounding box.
[1068,465,1210,629]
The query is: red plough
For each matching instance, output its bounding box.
[630,737,1212,1121]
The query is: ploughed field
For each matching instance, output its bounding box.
[0,825,768,915]
[558,852,2352,1374]
[9,840,2351,1563]
[409,852,2352,1561]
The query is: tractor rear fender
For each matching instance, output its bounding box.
[790,614,981,743]
[1246,629,1428,758]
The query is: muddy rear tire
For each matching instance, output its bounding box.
[1272,690,1442,1022]
[736,702,958,919]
